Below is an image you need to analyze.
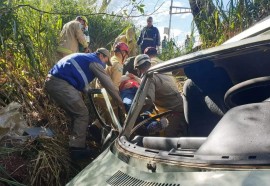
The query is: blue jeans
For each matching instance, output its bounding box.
[120,87,138,112]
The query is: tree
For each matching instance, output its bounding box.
[189,0,220,46]
[99,0,113,13]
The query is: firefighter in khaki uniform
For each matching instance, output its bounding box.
[134,54,188,137]
[114,27,138,57]
[106,42,129,88]
[78,16,91,52]
[90,43,129,141]
[57,16,90,60]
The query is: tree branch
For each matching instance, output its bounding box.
[0,3,164,18]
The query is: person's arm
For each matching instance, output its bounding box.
[137,29,143,45]
[155,27,161,46]
[142,79,155,111]
[89,63,125,108]
[110,63,123,88]
[74,22,88,49]
[127,73,141,84]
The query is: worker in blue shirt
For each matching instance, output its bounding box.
[137,17,161,54]
[45,48,125,160]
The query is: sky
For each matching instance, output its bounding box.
[107,0,193,46]
[105,0,231,46]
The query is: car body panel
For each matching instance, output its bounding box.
[67,146,270,186]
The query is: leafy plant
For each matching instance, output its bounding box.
[190,0,270,48]
[0,0,133,185]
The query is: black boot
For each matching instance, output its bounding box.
[87,124,102,144]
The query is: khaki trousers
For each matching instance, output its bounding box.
[45,76,89,148]
[164,111,187,137]
[157,106,188,137]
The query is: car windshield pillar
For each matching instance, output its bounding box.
[121,72,153,138]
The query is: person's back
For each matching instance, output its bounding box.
[150,74,182,111]
[57,17,89,59]
[115,27,138,57]
[78,16,90,52]
[134,54,187,137]
[148,73,187,137]
[144,47,162,67]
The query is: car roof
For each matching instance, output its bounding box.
[148,33,270,74]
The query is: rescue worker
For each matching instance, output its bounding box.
[56,16,90,60]
[122,56,138,76]
[44,48,125,160]
[161,36,168,50]
[114,27,138,57]
[78,16,90,52]
[137,17,160,54]
[144,47,162,66]
[134,54,188,137]
[106,42,129,88]
[122,47,159,77]
[185,34,191,48]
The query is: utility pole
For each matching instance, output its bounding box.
[168,0,173,40]
[168,0,191,40]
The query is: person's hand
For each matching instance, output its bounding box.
[84,47,90,53]
[127,73,135,79]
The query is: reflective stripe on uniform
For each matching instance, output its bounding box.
[69,58,88,88]
[143,38,154,41]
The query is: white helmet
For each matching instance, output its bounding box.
[134,54,151,68]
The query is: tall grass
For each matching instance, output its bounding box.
[0,0,133,185]
[192,0,270,48]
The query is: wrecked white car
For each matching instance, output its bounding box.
[67,17,270,186]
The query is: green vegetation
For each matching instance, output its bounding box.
[0,0,132,185]
[0,0,270,185]
[160,0,270,61]
[191,0,270,48]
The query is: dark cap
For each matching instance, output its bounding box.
[96,48,111,66]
